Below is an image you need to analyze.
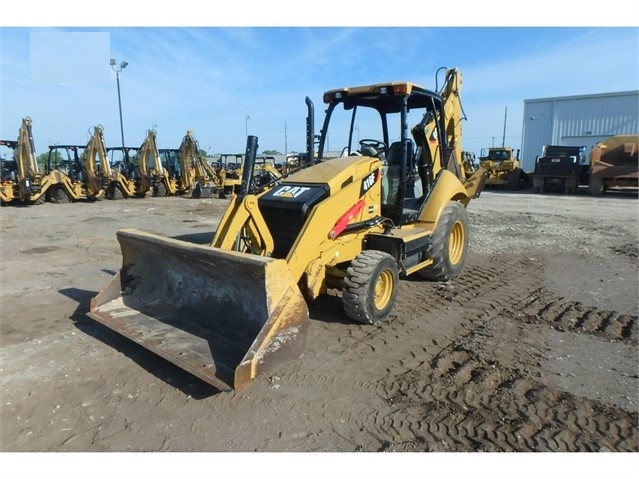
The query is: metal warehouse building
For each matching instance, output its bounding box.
[520,90,639,173]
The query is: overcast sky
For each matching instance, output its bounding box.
[1,3,638,161]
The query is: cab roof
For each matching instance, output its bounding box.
[323,81,441,114]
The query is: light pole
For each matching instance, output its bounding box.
[245,114,251,140]
[110,58,128,150]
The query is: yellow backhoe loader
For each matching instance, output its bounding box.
[141,129,179,197]
[252,155,283,192]
[106,129,168,199]
[0,117,49,205]
[105,146,152,200]
[214,153,244,197]
[88,67,487,392]
[46,125,111,203]
[172,130,224,198]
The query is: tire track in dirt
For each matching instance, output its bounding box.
[270,253,638,452]
[509,287,638,344]
[282,255,518,391]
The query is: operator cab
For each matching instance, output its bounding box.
[318,81,449,226]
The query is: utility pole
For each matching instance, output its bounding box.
[502,107,507,147]
[110,58,128,150]
[284,122,288,155]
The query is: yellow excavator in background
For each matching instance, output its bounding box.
[46,125,112,203]
[479,146,528,189]
[89,67,488,392]
[0,117,49,205]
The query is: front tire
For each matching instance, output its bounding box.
[418,201,469,281]
[342,250,399,324]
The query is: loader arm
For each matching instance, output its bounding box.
[211,193,275,255]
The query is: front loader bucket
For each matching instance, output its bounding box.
[88,229,309,392]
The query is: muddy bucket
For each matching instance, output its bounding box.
[191,182,214,199]
[88,228,309,392]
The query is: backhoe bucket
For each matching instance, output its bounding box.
[191,182,213,199]
[88,229,309,392]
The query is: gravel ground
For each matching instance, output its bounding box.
[1,185,637,477]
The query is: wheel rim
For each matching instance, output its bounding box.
[374,270,393,310]
[448,219,465,265]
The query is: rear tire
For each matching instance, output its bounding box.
[154,182,167,197]
[106,184,124,200]
[342,250,399,324]
[417,201,469,281]
[51,186,70,204]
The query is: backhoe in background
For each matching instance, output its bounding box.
[277,152,310,175]
[46,125,112,203]
[252,154,282,192]
[479,146,529,189]
[0,117,49,205]
[214,153,243,196]
[142,129,178,197]
[173,129,225,198]
[105,145,151,200]
[89,67,488,392]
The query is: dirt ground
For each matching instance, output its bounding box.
[1,186,637,465]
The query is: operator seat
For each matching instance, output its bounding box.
[382,141,403,207]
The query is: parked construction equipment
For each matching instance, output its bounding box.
[45,125,111,203]
[173,130,224,198]
[88,67,488,392]
[0,117,49,205]
[479,146,528,189]
[588,135,638,195]
[105,145,151,200]
[532,145,588,194]
[140,129,177,198]
[214,153,244,196]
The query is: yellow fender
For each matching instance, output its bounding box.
[418,169,469,225]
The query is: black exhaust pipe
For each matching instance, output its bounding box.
[239,135,258,199]
[305,97,314,166]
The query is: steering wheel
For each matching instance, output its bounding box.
[359,139,388,156]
